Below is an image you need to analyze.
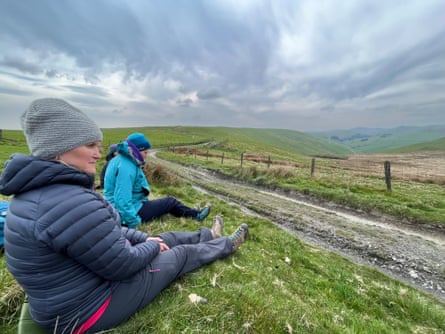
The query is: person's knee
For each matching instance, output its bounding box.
[153,248,187,273]
[166,195,178,202]
[164,196,181,207]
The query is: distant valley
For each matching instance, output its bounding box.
[310,125,445,153]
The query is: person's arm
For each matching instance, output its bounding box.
[45,192,159,281]
[123,226,169,251]
[121,226,148,243]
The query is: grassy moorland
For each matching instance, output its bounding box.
[384,137,445,153]
[1,128,445,333]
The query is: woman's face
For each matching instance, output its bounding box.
[59,141,102,174]
[140,149,150,160]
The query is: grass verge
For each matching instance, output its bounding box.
[2,178,444,333]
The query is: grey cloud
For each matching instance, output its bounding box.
[176,98,194,107]
[83,73,101,85]
[0,1,444,131]
[0,57,42,75]
[299,30,445,102]
[2,0,277,88]
[1,1,144,71]
[45,69,58,78]
[66,95,115,114]
[62,85,109,97]
[112,108,126,115]
[0,87,32,96]
[197,88,221,100]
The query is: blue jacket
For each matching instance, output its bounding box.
[103,141,151,228]
[0,154,160,334]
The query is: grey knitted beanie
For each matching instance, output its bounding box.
[21,98,103,159]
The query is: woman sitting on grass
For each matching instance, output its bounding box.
[0,98,248,334]
[104,132,211,228]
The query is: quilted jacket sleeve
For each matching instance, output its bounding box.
[38,188,160,281]
[122,226,150,244]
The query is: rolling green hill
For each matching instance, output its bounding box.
[0,127,348,172]
[100,126,350,158]
[4,125,443,166]
[384,136,445,153]
[311,125,445,153]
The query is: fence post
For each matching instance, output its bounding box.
[221,152,224,165]
[267,156,271,169]
[310,158,316,177]
[0,129,2,140]
[240,152,244,168]
[206,150,209,160]
[384,161,392,192]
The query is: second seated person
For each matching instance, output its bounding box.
[104,132,211,228]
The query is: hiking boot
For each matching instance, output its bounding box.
[229,223,249,252]
[211,215,224,239]
[195,203,211,222]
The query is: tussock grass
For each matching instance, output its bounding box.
[144,161,179,188]
[0,260,23,328]
[267,166,295,178]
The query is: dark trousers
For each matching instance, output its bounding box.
[88,227,232,333]
[138,196,199,222]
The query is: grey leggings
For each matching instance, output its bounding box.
[88,227,232,332]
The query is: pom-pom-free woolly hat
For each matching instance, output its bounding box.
[127,133,151,151]
[21,98,103,159]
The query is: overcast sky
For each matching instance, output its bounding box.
[1,0,444,132]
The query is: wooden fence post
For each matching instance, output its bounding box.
[384,161,392,192]
[0,129,2,140]
[310,158,315,177]
[240,152,244,168]
[221,152,224,165]
[267,156,271,169]
[206,150,209,160]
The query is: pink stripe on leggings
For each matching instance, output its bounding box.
[73,296,111,334]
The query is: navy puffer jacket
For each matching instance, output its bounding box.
[0,154,160,333]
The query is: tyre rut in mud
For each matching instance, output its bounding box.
[156,157,445,303]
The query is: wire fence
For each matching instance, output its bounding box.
[168,147,445,187]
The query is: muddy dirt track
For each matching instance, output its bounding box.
[155,156,445,303]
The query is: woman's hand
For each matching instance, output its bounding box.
[158,242,169,252]
[146,237,170,252]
